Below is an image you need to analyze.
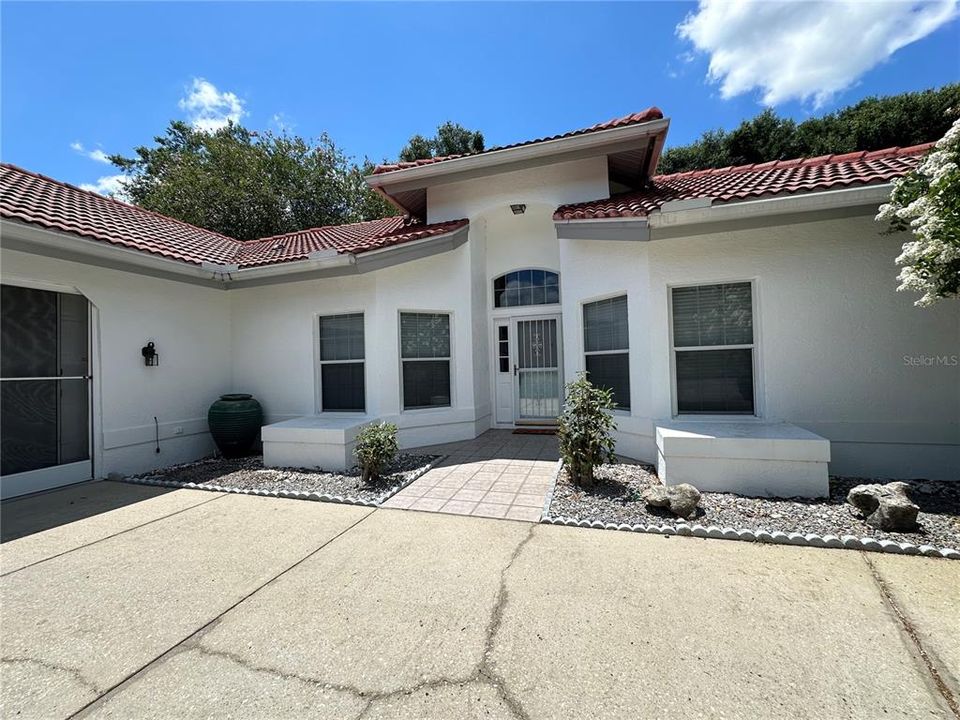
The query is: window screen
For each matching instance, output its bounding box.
[583,295,630,410]
[318,313,365,411]
[671,283,755,414]
[400,313,451,409]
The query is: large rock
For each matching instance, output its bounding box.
[642,483,701,520]
[847,482,919,531]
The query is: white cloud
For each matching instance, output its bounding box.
[178,77,246,132]
[70,141,111,164]
[678,0,958,106]
[79,173,129,198]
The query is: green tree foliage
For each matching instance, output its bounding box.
[659,85,960,175]
[354,421,399,485]
[557,373,618,489]
[399,121,484,162]
[110,121,395,241]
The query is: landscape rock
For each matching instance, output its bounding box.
[642,483,701,519]
[847,481,919,531]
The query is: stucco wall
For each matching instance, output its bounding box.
[229,241,487,447]
[1,248,233,478]
[561,214,960,479]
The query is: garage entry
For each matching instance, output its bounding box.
[1,283,92,498]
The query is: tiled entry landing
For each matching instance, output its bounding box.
[382,430,559,521]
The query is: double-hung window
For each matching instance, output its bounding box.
[318,313,365,412]
[400,312,451,410]
[583,295,630,410]
[672,282,755,414]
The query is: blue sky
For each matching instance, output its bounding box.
[2,1,958,194]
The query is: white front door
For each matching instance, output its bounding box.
[513,315,562,422]
[494,320,514,424]
[1,284,93,498]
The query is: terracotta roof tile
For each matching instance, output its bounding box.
[234,216,469,268]
[553,143,933,221]
[0,163,240,265]
[0,163,468,269]
[372,107,664,175]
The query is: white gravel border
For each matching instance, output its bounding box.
[539,465,959,560]
[116,455,444,508]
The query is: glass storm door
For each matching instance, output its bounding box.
[1,284,92,498]
[513,316,562,421]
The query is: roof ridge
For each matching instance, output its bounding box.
[242,213,410,245]
[372,107,664,175]
[0,162,243,245]
[653,142,934,182]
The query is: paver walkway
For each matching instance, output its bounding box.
[381,429,558,521]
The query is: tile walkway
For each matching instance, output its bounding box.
[382,429,559,521]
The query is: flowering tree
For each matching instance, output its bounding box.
[877,117,960,307]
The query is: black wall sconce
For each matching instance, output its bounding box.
[141,341,159,367]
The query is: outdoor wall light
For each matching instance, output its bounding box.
[141,341,159,367]
[510,203,526,215]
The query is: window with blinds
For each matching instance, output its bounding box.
[318,313,365,412]
[400,312,452,410]
[583,295,630,410]
[671,282,755,414]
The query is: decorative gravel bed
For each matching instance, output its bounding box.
[126,453,439,505]
[547,462,960,554]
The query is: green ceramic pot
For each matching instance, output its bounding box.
[208,393,263,458]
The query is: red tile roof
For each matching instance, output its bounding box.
[0,163,468,269]
[553,144,934,221]
[235,216,468,268]
[372,107,664,175]
[0,163,240,265]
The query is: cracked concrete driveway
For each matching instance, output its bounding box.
[2,482,958,719]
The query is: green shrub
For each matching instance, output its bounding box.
[557,373,617,488]
[354,421,399,484]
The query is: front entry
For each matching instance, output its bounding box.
[494,315,563,425]
[1,284,92,498]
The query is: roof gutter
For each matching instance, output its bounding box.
[1,218,470,289]
[553,184,891,242]
[648,184,892,234]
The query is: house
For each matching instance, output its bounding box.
[1,107,957,500]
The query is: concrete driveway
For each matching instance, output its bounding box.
[2,482,958,720]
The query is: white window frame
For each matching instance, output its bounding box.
[398,310,455,413]
[581,292,631,413]
[667,279,762,419]
[315,310,367,414]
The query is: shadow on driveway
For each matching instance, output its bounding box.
[1,481,179,542]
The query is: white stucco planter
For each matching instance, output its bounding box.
[655,421,831,498]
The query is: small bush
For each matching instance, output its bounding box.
[557,373,617,488]
[354,421,399,484]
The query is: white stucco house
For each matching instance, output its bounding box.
[1,107,957,500]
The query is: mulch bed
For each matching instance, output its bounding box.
[130,454,438,504]
[547,462,960,550]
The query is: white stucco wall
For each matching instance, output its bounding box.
[561,215,960,479]
[229,241,487,448]
[1,248,233,478]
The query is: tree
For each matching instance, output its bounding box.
[109,121,395,241]
[658,84,960,175]
[399,121,484,162]
[877,117,960,307]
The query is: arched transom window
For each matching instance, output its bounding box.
[493,270,560,308]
